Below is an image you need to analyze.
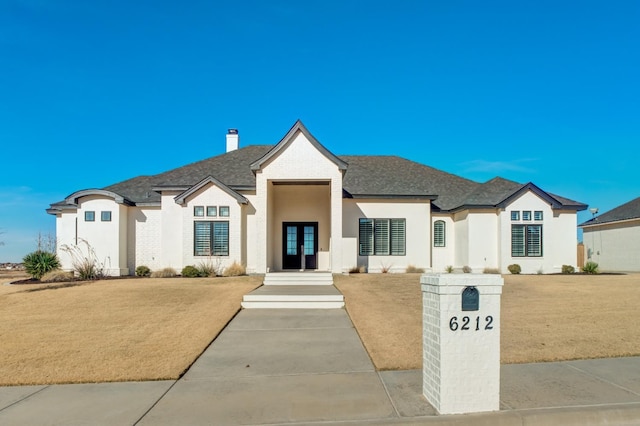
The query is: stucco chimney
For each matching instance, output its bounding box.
[226,129,239,152]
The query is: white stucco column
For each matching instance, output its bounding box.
[421,273,503,414]
[330,177,343,273]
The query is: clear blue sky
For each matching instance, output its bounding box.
[1,0,638,262]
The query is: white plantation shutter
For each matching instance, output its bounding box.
[212,222,229,256]
[527,225,542,257]
[433,221,445,247]
[194,222,211,256]
[390,219,406,255]
[374,219,390,255]
[511,225,525,257]
[359,219,374,255]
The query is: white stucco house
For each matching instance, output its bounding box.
[579,196,640,272]
[47,120,587,276]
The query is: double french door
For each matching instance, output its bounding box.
[282,222,318,270]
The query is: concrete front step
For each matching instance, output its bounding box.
[241,285,344,309]
[263,272,333,286]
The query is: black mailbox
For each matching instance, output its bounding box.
[462,286,479,311]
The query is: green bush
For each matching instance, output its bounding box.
[445,265,454,273]
[483,267,501,274]
[582,261,599,274]
[135,265,151,277]
[507,264,521,274]
[181,265,202,278]
[23,250,61,280]
[562,264,575,274]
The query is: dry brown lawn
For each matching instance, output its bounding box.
[334,273,640,370]
[0,274,261,386]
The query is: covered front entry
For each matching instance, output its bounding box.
[282,222,318,270]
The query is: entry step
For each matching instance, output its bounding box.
[242,285,344,309]
[263,272,333,286]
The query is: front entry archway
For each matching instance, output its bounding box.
[282,222,318,270]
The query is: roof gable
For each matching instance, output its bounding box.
[174,176,248,205]
[250,120,348,172]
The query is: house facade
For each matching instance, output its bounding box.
[48,121,587,276]
[580,196,640,272]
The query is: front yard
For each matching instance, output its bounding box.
[0,274,261,386]
[334,273,640,370]
[2,271,639,385]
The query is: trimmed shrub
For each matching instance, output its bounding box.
[508,264,521,275]
[181,265,201,278]
[406,265,425,273]
[582,261,599,274]
[151,267,178,278]
[40,269,74,283]
[223,261,246,277]
[135,265,151,277]
[445,265,454,273]
[483,267,500,274]
[562,265,575,274]
[23,250,60,280]
[462,265,472,273]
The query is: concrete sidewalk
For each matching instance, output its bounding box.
[1,309,640,425]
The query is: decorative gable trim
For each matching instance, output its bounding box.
[496,182,563,209]
[174,176,248,205]
[64,189,134,206]
[250,120,348,172]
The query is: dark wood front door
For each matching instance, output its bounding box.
[282,222,318,270]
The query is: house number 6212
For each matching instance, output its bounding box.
[449,316,494,331]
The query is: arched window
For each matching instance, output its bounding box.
[433,220,446,247]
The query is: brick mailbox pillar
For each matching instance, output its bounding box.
[421,273,504,415]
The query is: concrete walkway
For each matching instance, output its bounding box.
[1,308,640,425]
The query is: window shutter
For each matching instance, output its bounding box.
[390,219,406,255]
[511,225,525,257]
[359,219,373,255]
[374,219,390,255]
[194,222,211,256]
[433,221,445,247]
[212,222,229,256]
[527,225,542,257]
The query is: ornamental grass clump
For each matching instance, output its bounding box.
[151,267,178,278]
[40,269,74,283]
[223,261,246,277]
[23,250,60,280]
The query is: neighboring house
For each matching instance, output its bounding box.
[47,120,587,276]
[579,196,640,272]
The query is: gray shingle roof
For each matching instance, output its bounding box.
[48,134,586,213]
[580,196,640,227]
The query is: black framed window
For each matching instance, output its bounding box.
[194,206,204,217]
[511,211,520,221]
[358,218,405,256]
[194,221,229,256]
[512,224,542,257]
[534,210,543,221]
[101,211,112,222]
[84,211,95,222]
[206,206,217,217]
[433,220,446,247]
